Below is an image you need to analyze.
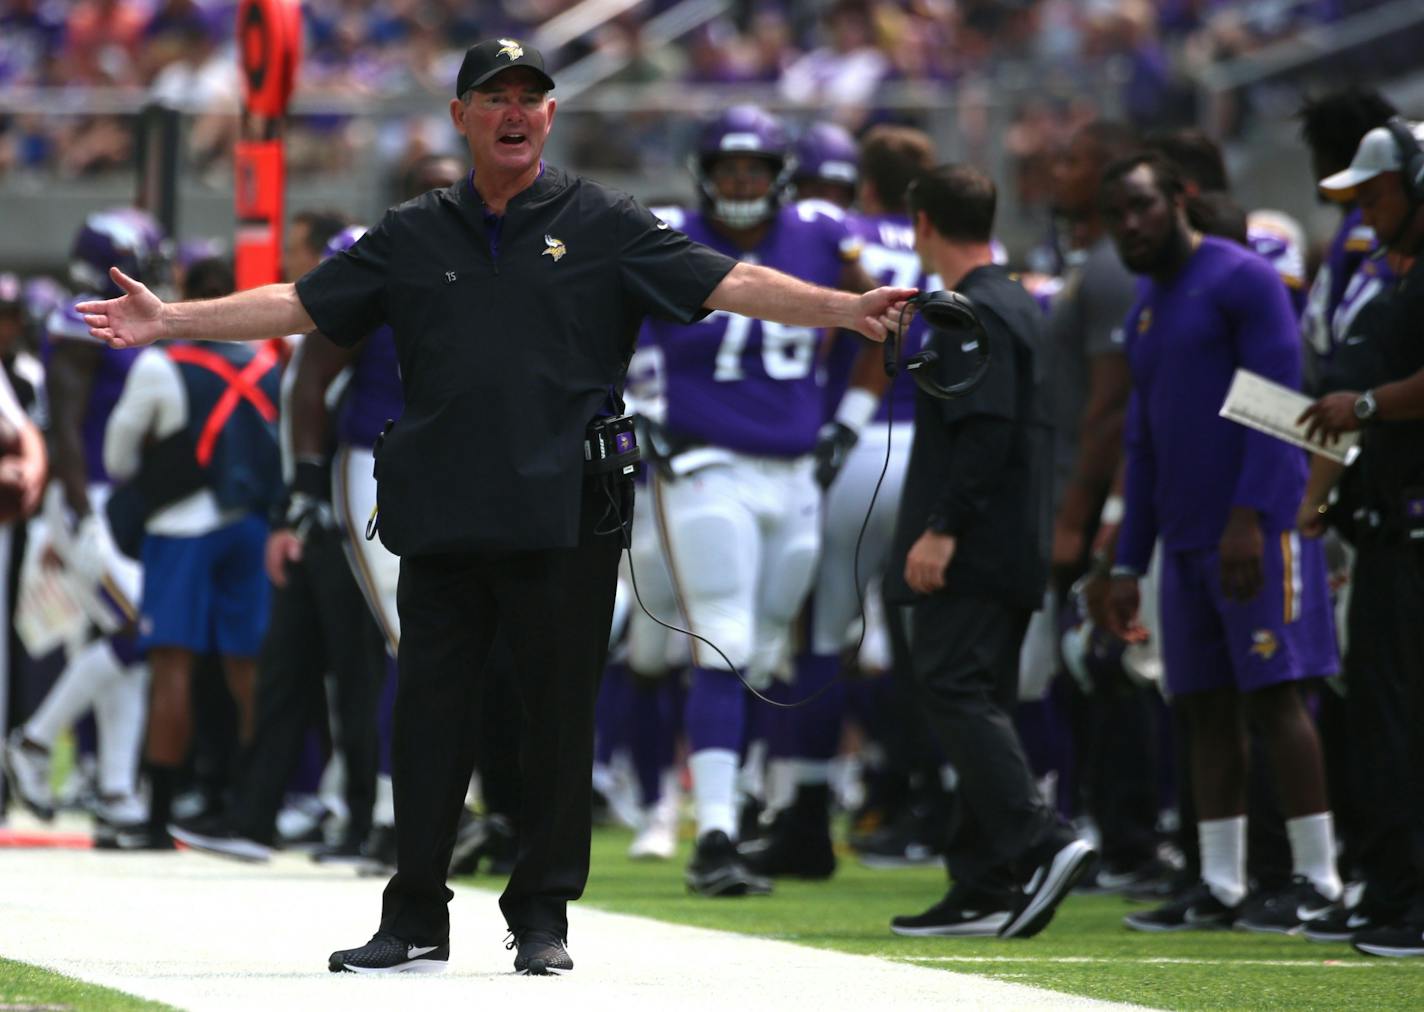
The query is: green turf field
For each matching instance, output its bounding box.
[460,827,1424,1010]
[0,956,174,1012]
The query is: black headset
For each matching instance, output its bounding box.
[1384,116,1424,205]
[883,289,991,400]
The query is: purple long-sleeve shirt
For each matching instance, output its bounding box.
[1116,236,1307,573]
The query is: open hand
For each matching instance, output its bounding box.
[1297,392,1359,445]
[74,267,167,350]
[265,529,304,587]
[850,286,919,343]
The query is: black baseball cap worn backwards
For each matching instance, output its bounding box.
[456,39,556,96]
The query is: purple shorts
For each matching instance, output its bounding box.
[1158,531,1338,697]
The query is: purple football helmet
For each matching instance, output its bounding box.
[793,121,859,188]
[22,276,69,330]
[324,225,368,259]
[68,208,170,298]
[692,105,796,229]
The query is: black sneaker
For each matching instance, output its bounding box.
[329,931,449,974]
[1236,875,1339,935]
[356,824,397,878]
[739,808,836,880]
[1303,904,1394,944]
[686,830,773,897]
[854,809,944,869]
[891,884,1015,937]
[313,833,378,869]
[1352,921,1424,959]
[170,817,272,863]
[1123,882,1240,932]
[1000,836,1095,939]
[507,929,574,975]
[1077,856,1174,895]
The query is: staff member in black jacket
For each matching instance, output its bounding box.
[76,39,914,977]
[884,165,1093,941]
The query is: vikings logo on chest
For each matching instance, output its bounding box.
[542,235,567,262]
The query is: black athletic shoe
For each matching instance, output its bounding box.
[1000,835,1095,938]
[313,833,378,869]
[1351,921,1424,959]
[507,929,574,975]
[891,884,1015,937]
[1123,882,1240,932]
[1076,856,1175,895]
[329,931,449,974]
[739,804,836,880]
[356,824,397,878]
[686,830,773,897]
[1235,876,1339,935]
[1303,904,1395,944]
[169,817,272,863]
[853,809,944,869]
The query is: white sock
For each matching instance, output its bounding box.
[25,639,123,747]
[373,773,395,828]
[689,748,739,839]
[93,663,148,797]
[764,758,797,812]
[794,759,832,786]
[1286,812,1343,901]
[1199,816,1247,907]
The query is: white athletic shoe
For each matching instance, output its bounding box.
[4,730,55,821]
[629,808,678,861]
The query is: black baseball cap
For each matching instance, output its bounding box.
[456,39,556,96]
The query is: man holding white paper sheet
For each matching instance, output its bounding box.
[1298,116,1424,959]
[1099,153,1342,935]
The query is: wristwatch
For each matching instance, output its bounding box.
[1353,389,1378,423]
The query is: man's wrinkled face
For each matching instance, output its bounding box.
[451,68,555,177]
[1102,164,1183,274]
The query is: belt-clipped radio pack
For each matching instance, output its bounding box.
[584,414,641,477]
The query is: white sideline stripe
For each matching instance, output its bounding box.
[0,842,1146,1012]
[901,956,1380,968]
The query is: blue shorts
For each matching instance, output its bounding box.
[139,514,270,656]
[1158,530,1338,697]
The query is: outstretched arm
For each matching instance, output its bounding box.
[706,261,915,343]
[76,267,314,350]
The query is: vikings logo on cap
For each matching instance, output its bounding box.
[1249,629,1279,660]
[497,39,524,60]
[542,235,567,262]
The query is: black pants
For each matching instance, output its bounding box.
[233,532,384,844]
[903,593,1058,893]
[1395,543,1424,919]
[379,486,622,944]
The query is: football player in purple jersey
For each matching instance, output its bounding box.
[4,211,165,848]
[744,125,939,882]
[792,121,860,210]
[640,105,872,896]
[1101,154,1344,935]
[1145,128,1311,314]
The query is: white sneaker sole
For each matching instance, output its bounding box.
[337,960,448,974]
[1353,942,1424,959]
[169,826,272,863]
[891,914,1010,938]
[1000,839,1095,939]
